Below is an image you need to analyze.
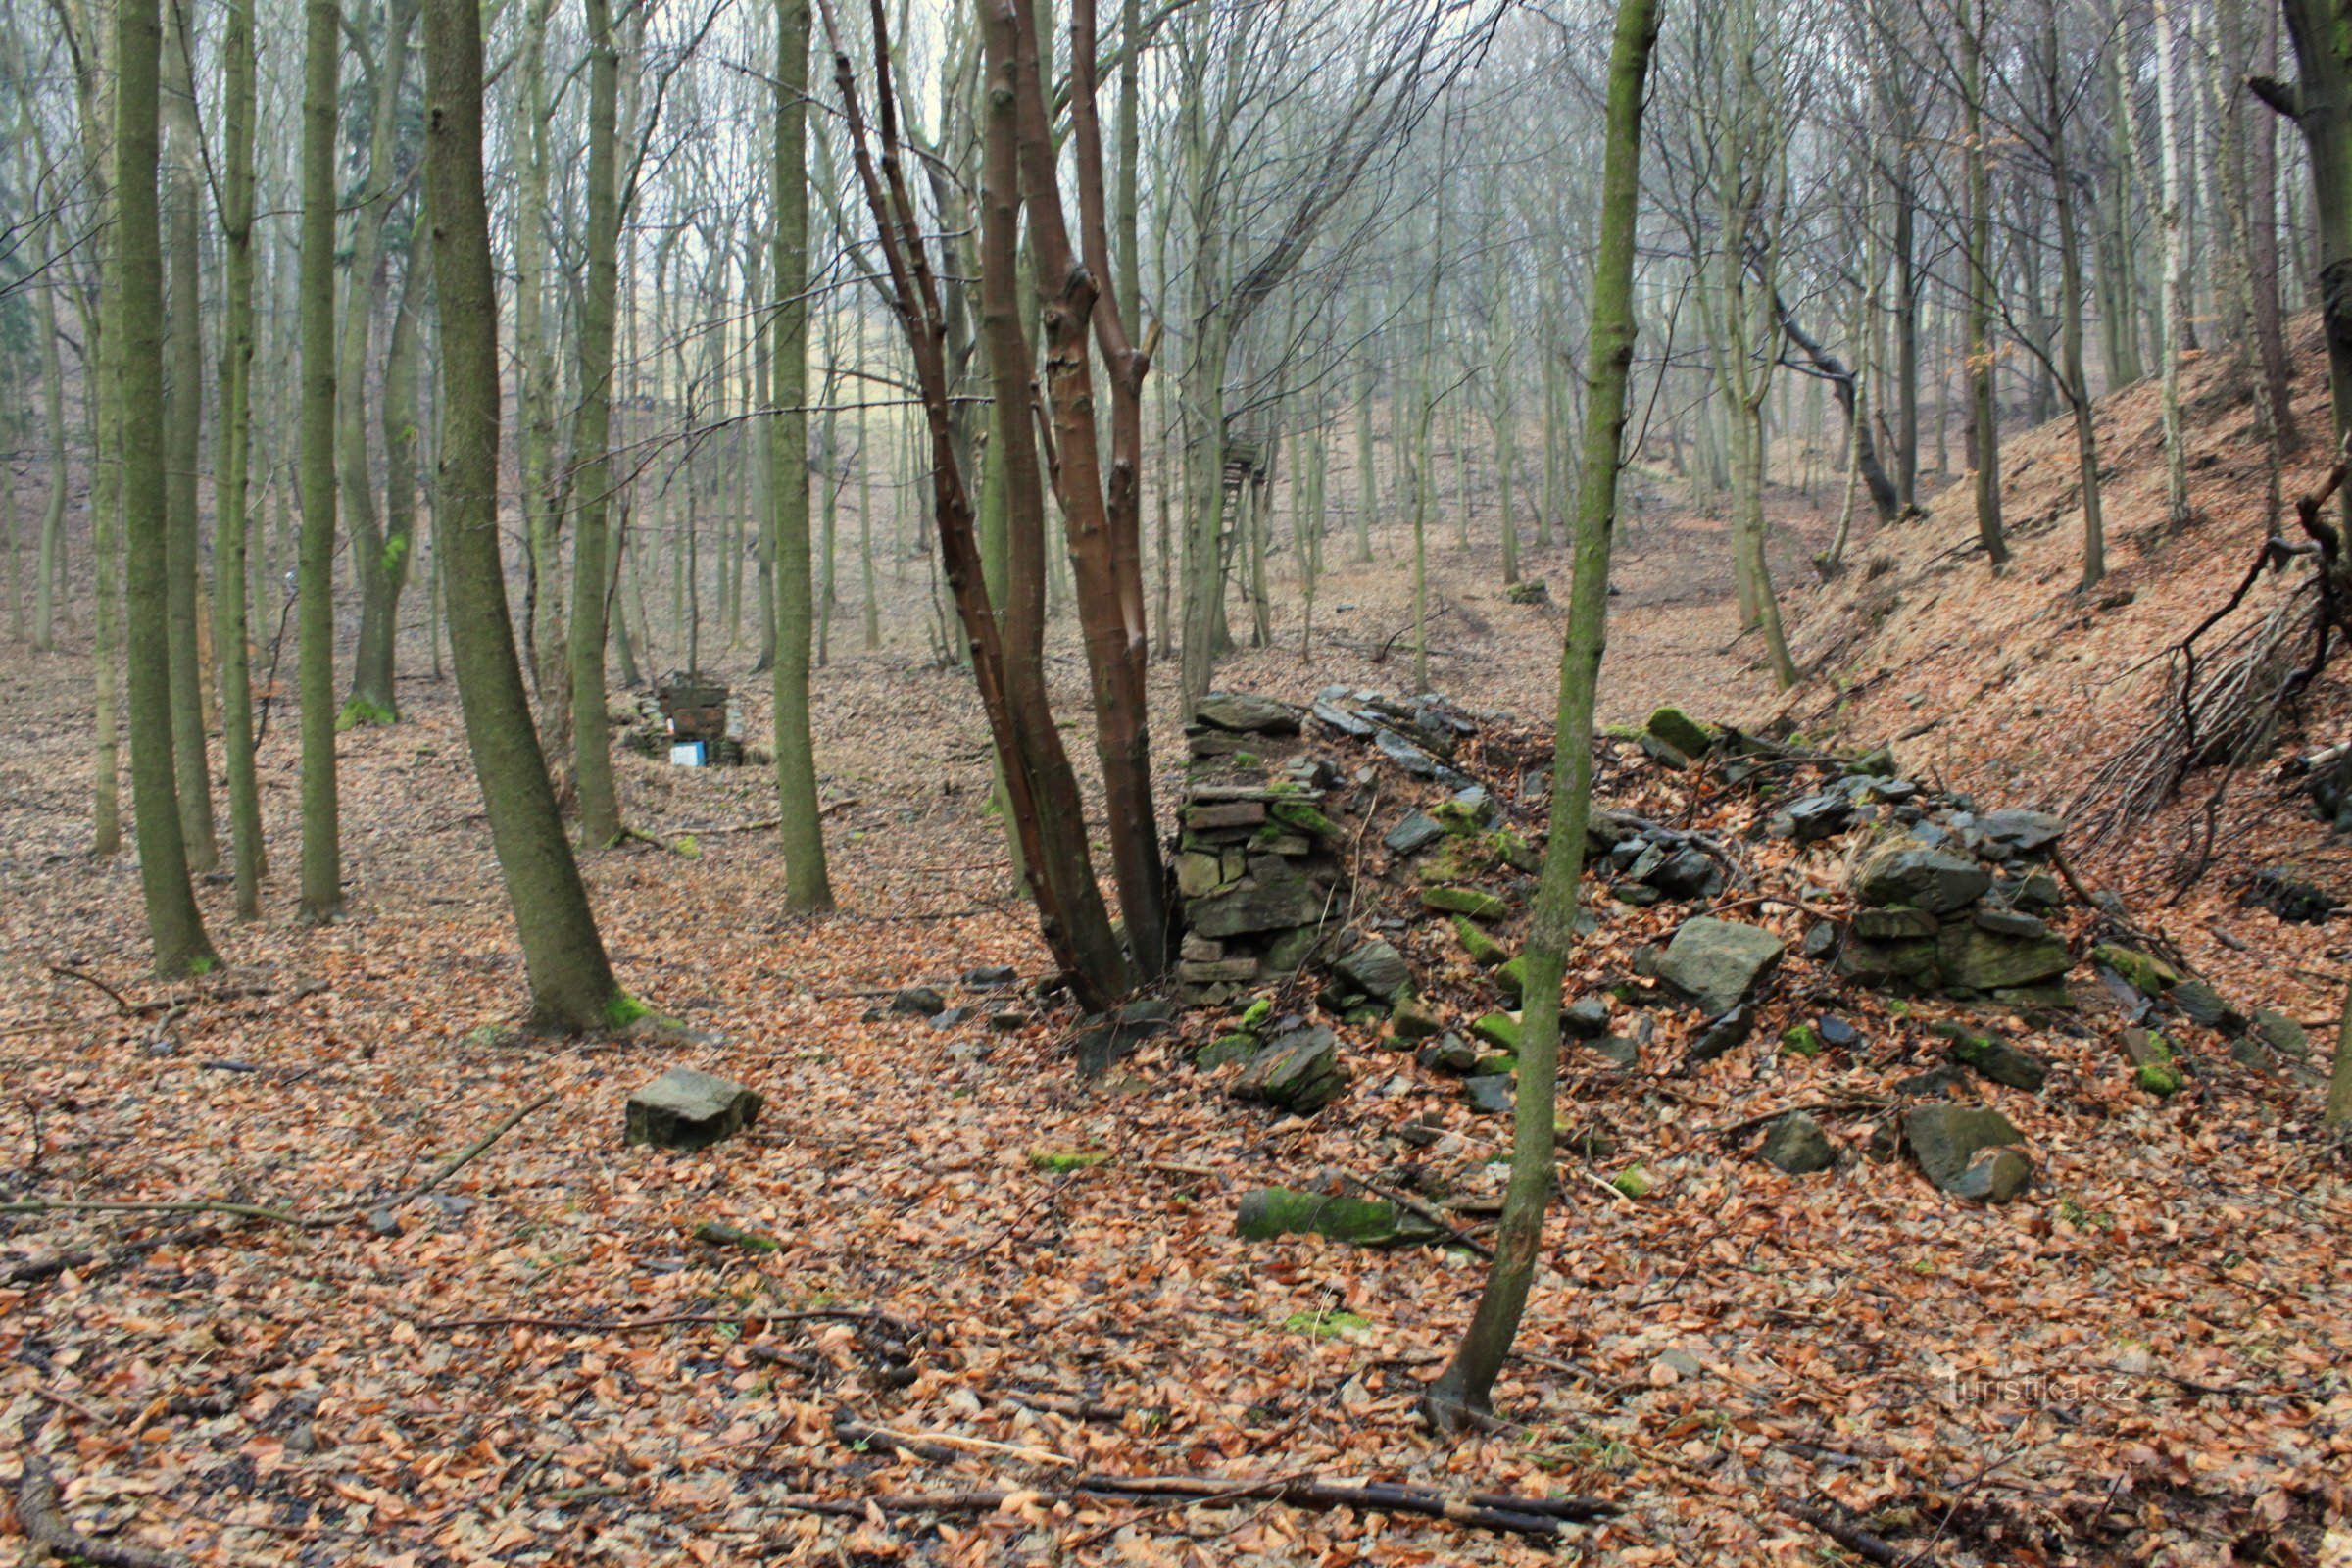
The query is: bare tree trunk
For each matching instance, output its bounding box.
[118,0,218,975]
[1424,0,1656,1433]
[421,0,632,1032]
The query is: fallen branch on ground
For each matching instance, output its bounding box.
[1778,1501,1910,1565]
[768,1471,1617,1542]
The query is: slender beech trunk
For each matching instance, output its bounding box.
[421,0,630,1031]
[34,210,67,652]
[118,0,217,975]
[1963,0,2009,567]
[569,0,623,850]
[340,0,419,723]
[771,0,835,910]
[297,0,344,921]
[1424,0,1655,1432]
[217,0,266,916]
[2251,2,2301,453]
[2044,9,2107,590]
[162,16,217,873]
[2152,0,2194,531]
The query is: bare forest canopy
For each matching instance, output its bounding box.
[3,0,2352,1559]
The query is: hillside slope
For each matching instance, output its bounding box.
[1753,317,2352,1024]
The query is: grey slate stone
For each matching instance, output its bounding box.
[1232,1026,1349,1111]
[1334,938,1412,1001]
[1384,811,1446,857]
[1462,1074,1515,1114]
[1657,917,1786,1015]
[1760,1111,1837,1174]
[1903,1102,2024,1190]
[1944,1147,2034,1202]
[1194,692,1303,734]
[625,1068,763,1151]
[1858,849,1991,913]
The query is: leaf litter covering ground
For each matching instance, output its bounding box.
[1,383,2349,1562]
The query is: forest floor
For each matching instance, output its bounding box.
[3,347,2351,1566]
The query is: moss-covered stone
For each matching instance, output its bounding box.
[1235,1187,1437,1248]
[1390,997,1445,1040]
[1422,885,1509,921]
[1780,1023,1823,1057]
[1645,706,1713,758]
[1471,1012,1523,1054]
[2093,943,2180,997]
[1196,1033,1259,1069]
[1269,801,1341,840]
[1454,916,1511,968]
[1416,835,1496,885]
[1027,1150,1112,1172]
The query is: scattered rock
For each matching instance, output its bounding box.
[1471,1012,1523,1054]
[2092,944,2179,999]
[1780,1023,1822,1057]
[929,1005,975,1030]
[1390,997,1445,1040]
[1231,1026,1349,1112]
[1073,999,1176,1076]
[2119,1027,2183,1095]
[2251,1008,2311,1059]
[2240,868,2339,925]
[625,1068,763,1151]
[1895,1064,1972,1098]
[1939,1026,2049,1092]
[1903,1102,2025,1193]
[1969,808,2065,859]
[1384,812,1446,857]
[1944,1147,2034,1202]
[1778,794,1855,843]
[962,964,1017,988]
[890,986,948,1017]
[1816,1014,1861,1050]
[1454,916,1510,967]
[1657,916,1786,1015]
[2171,980,2247,1036]
[1563,997,1612,1038]
[1587,1035,1640,1068]
[1504,579,1550,605]
[1462,1075,1515,1114]
[1333,938,1412,1001]
[1760,1111,1837,1174]
[1688,1002,1758,1062]
[1420,1033,1481,1073]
